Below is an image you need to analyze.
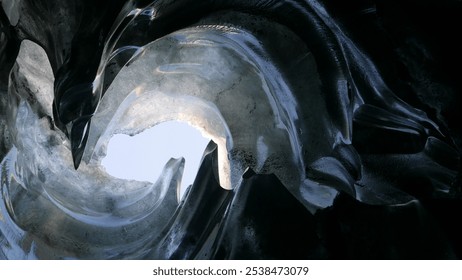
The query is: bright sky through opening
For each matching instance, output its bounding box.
[101,121,211,198]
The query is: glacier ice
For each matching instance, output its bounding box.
[0,0,461,259]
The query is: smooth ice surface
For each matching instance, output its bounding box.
[1,0,460,260]
[1,0,20,25]
[85,15,312,196]
[102,121,211,199]
[0,40,183,259]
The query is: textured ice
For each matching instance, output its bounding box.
[85,15,324,201]
[0,0,461,259]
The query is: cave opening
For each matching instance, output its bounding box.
[101,120,211,198]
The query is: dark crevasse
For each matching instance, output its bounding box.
[0,0,461,259]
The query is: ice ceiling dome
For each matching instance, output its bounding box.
[1,0,461,259]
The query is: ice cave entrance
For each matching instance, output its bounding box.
[101,121,211,198]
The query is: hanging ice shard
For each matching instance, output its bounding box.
[0,0,461,259]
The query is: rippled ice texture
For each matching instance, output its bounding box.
[0,0,461,259]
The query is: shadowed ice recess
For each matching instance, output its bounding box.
[0,0,461,259]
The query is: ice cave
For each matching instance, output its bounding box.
[0,0,461,259]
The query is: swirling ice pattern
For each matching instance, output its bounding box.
[0,0,461,259]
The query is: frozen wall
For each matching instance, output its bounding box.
[0,0,461,259]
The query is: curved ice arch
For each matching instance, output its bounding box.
[83,13,349,210]
[1,40,183,259]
